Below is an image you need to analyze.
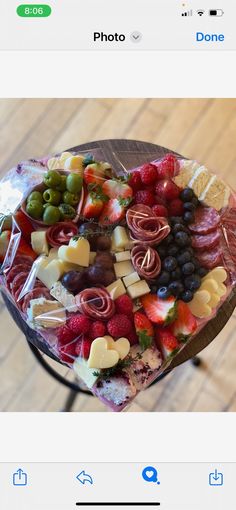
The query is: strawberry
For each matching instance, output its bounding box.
[170,300,197,341]
[0,230,11,263]
[99,198,126,226]
[152,205,168,217]
[102,179,133,200]
[134,311,154,350]
[155,179,180,201]
[84,163,105,186]
[168,199,184,217]
[17,237,37,260]
[155,327,180,358]
[82,184,108,219]
[14,210,35,243]
[141,294,176,326]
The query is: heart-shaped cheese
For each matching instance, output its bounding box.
[106,336,130,360]
[87,337,119,369]
[58,237,90,267]
[201,278,218,294]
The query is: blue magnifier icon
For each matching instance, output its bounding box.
[142,466,160,484]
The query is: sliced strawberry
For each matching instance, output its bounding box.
[170,300,197,341]
[141,294,176,326]
[102,179,133,200]
[99,198,126,226]
[134,311,154,350]
[84,163,105,186]
[155,327,180,358]
[14,210,35,243]
[0,230,11,263]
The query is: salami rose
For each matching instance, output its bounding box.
[126,204,170,245]
[46,222,78,248]
[131,245,161,280]
[76,287,115,320]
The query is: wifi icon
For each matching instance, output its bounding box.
[197,9,205,16]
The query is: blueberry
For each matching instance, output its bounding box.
[197,266,208,277]
[171,267,182,280]
[175,231,191,247]
[170,216,184,225]
[164,234,174,246]
[184,274,201,291]
[177,251,192,265]
[191,197,199,207]
[183,202,196,212]
[167,244,179,257]
[172,223,188,234]
[181,290,194,303]
[156,271,170,286]
[157,286,171,299]
[183,211,195,224]
[192,257,200,270]
[163,256,178,272]
[182,262,195,276]
[157,245,166,259]
[168,280,184,297]
[180,187,194,202]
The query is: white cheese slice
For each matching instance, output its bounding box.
[127,280,150,299]
[114,260,134,278]
[73,358,100,389]
[106,278,126,300]
[123,271,140,288]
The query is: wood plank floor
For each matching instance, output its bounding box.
[0,98,236,412]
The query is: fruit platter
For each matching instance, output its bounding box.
[1,139,236,412]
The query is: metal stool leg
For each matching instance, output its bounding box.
[61,389,78,412]
[191,356,202,367]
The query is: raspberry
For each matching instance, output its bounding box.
[155,179,180,201]
[115,295,133,316]
[140,163,157,185]
[152,205,168,217]
[57,325,76,346]
[68,315,91,336]
[89,321,107,340]
[126,328,139,346]
[157,154,179,180]
[129,171,142,191]
[75,336,92,359]
[107,313,133,339]
[135,189,155,207]
[59,341,77,363]
[168,198,184,217]
[154,195,166,206]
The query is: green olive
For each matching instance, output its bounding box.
[66,173,83,194]
[43,188,61,205]
[26,200,44,219]
[56,175,67,192]
[43,205,60,225]
[27,191,43,203]
[43,170,62,189]
[63,191,80,206]
[59,203,76,220]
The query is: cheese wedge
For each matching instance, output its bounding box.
[127,280,150,299]
[114,260,134,278]
[73,358,100,389]
[111,226,129,251]
[31,231,49,256]
[173,159,199,188]
[188,165,212,197]
[199,175,230,210]
[123,271,140,288]
[106,279,126,300]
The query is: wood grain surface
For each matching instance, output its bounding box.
[1,98,236,412]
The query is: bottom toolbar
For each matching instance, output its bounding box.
[0,462,234,509]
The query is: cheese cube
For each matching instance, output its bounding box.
[48,248,58,261]
[73,358,100,389]
[114,260,133,278]
[123,271,140,288]
[127,280,150,299]
[106,279,126,300]
[115,250,131,262]
[111,226,129,250]
[31,231,49,256]
[36,259,64,289]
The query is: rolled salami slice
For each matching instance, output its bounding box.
[126,204,170,245]
[76,287,115,320]
[46,222,78,247]
[131,245,161,280]
[188,206,220,235]
[196,246,222,270]
[191,229,220,251]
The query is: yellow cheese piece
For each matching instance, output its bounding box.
[111,226,129,250]
[114,260,134,278]
[127,280,150,299]
[36,258,65,289]
[193,289,211,304]
[47,157,60,170]
[59,152,72,167]
[205,267,227,284]
[73,358,100,389]
[48,248,59,261]
[58,238,90,267]
[115,250,131,262]
[106,279,126,300]
[106,336,130,360]
[201,279,218,294]
[123,271,140,288]
[87,337,119,369]
[208,293,221,308]
[216,282,227,297]
[188,300,212,318]
[62,261,84,272]
[64,155,84,172]
[31,231,49,256]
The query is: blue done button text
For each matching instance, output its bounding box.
[196,32,225,42]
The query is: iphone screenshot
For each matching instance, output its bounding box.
[0,1,236,509]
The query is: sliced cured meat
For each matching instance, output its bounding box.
[196,246,222,270]
[6,264,31,286]
[13,255,33,266]
[76,287,115,320]
[11,272,29,293]
[188,207,220,235]
[191,229,220,251]
[126,204,170,245]
[21,287,52,314]
[131,245,161,280]
[14,284,25,302]
[46,222,78,248]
